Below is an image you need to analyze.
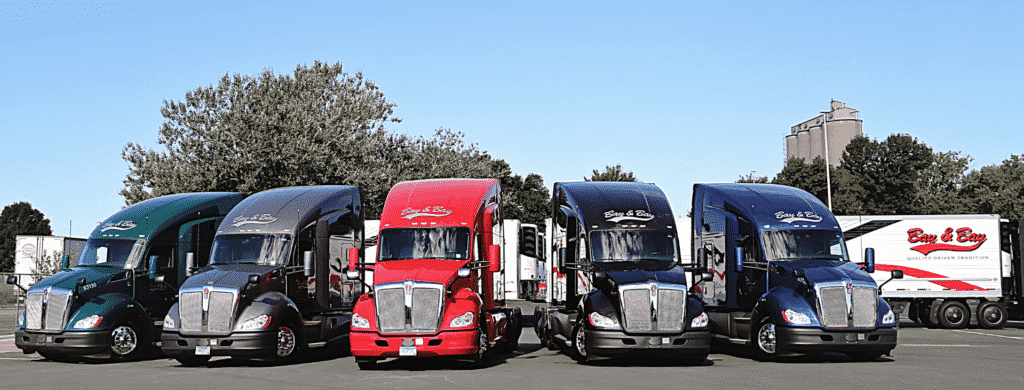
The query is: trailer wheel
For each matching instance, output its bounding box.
[917,303,938,328]
[751,317,777,362]
[570,322,591,363]
[938,301,969,329]
[977,301,1007,329]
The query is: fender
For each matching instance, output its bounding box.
[439,287,482,332]
[684,296,706,330]
[753,286,820,328]
[234,291,301,331]
[580,290,617,321]
[69,293,152,332]
[875,297,895,326]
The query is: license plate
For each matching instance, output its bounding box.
[399,346,417,356]
[195,346,211,355]
[858,333,866,341]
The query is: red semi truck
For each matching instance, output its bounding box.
[347,179,523,368]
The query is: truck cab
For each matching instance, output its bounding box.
[8,192,244,361]
[692,183,902,361]
[348,179,523,368]
[161,186,364,365]
[535,181,711,364]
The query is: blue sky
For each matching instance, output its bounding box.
[2,1,1022,237]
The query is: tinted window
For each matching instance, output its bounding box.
[78,239,141,268]
[210,234,293,266]
[761,230,848,261]
[378,227,470,261]
[589,230,678,262]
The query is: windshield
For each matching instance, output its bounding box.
[378,227,470,261]
[761,230,849,261]
[589,230,678,262]
[78,239,144,268]
[210,234,293,266]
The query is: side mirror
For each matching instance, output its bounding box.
[185,252,195,276]
[6,275,17,285]
[487,244,501,273]
[864,248,876,273]
[155,275,165,284]
[77,278,87,287]
[702,272,714,282]
[892,270,904,279]
[248,274,260,284]
[61,254,70,270]
[458,268,471,278]
[348,247,359,272]
[557,247,567,274]
[303,251,314,278]
[148,255,159,279]
[735,246,744,273]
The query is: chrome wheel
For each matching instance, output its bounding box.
[757,322,776,354]
[573,325,587,358]
[276,325,296,358]
[111,325,138,356]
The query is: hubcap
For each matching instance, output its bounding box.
[945,307,964,323]
[575,327,587,357]
[277,326,296,357]
[983,305,1003,323]
[757,323,776,354]
[111,325,138,356]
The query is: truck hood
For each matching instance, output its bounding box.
[26,266,125,293]
[181,264,279,290]
[373,259,464,286]
[592,261,688,286]
[773,259,876,286]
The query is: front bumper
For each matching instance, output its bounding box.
[775,326,898,356]
[586,329,711,358]
[160,331,276,358]
[350,329,478,359]
[14,329,110,355]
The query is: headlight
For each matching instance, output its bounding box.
[782,309,812,325]
[690,312,709,329]
[17,311,25,328]
[588,312,621,329]
[239,314,271,331]
[882,309,896,325]
[72,315,103,329]
[450,311,475,328]
[352,313,369,329]
[163,314,176,330]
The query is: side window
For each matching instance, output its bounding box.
[295,223,316,267]
[326,211,359,308]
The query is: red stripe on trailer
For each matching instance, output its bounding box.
[875,264,985,291]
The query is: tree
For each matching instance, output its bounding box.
[586,164,638,182]
[121,61,513,218]
[493,158,550,228]
[919,151,973,214]
[31,251,63,282]
[772,156,830,205]
[0,202,53,272]
[960,155,1024,220]
[832,134,933,215]
[737,172,769,184]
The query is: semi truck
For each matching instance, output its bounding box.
[7,192,245,361]
[161,186,365,365]
[347,179,523,368]
[503,219,545,301]
[535,181,711,364]
[691,183,903,361]
[838,214,1023,329]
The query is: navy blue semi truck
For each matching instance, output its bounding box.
[536,181,710,364]
[691,183,903,361]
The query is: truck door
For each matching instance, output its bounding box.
[699,233,726,308]
[736,220,765,309]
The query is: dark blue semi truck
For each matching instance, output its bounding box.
[691,183,903,361]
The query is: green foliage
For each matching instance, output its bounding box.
[832,134,934,215]
[772,156,831,204]
[120,61,544,218]
[737,172,769,183]
[960,155,1024,220]
[919,151,973,214]
[586,164,638,182]
[31,251,63,283]
[494,159,550,229]
[0,202,53,272]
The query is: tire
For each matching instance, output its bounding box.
[273,324,300,362]
[38,351,77,363]
[977,301,1007,329]
[751,317,778,362]
[848,351,884,362]
[570,322,591,363]
[938,301,969,329]
[110,321,148,361]
[918,302,938,328]
[471,329,488,367]
[174,356,211,367]
[505,308,522,353]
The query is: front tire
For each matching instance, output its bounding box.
[570,322,591,363]
[752,317,778,362]
[273,324,300,362]
[938,301,969,329]
[110,321,148,361]
[977,301,1007,329]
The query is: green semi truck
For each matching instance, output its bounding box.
[7,192,245,361]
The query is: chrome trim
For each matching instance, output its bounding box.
[617,282,687,333]
[814,281,878,329]
[177,286,238,335]
[374,281,446,334]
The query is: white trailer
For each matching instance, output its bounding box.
[838,215,1023,329]
[12,235,87,286]
[503,220,545,301]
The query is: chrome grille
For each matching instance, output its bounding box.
[816,283,878,329]
[657,289,684,332]
[179,291,202,332]
[208,291,236,332]
[411,287,442,331]
[24,290,70,332]
[376,287,405,332]
[619,283,686,333]
[375,281,445,334]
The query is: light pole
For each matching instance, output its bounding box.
[821,110,833,211]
